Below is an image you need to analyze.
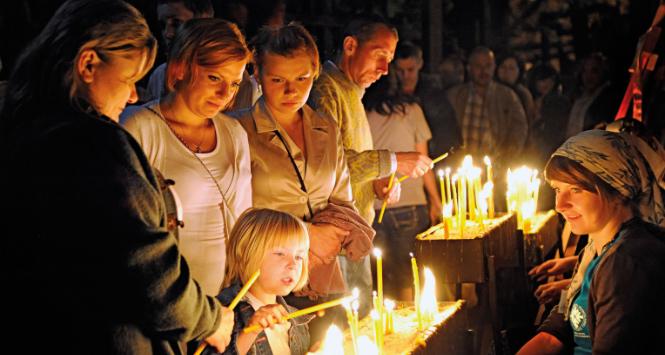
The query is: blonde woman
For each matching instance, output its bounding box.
[124,18,252,295]
[1,0,233,352]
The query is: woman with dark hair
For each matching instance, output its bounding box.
[497,52,536,125]
[527,63,572,166]
[517,130,665,355]
[0,0,233,352]
[364,68,441,300]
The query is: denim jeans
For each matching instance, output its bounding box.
[372,205,430,297]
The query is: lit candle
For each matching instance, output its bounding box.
[438,169,446,220]
[357,336,379,355]
[443,202,453,238]
[384,299,395,334]
[320,325,344,355]
[373,248,384,319]
[371,310,384,354]
[445,167,452,207]
[410,252,422,330]
[451,174,459,219]
[484,156,495,218]
[420,267,438,326]
[342,289,360,355]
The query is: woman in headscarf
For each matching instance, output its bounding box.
[517,129,665,355]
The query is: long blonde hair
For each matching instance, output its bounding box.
[223,208,309,290]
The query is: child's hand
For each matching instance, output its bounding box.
[247,304,289,333]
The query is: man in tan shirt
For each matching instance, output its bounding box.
[309,15,432,316]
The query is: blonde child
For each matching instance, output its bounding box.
[213,208,310,355]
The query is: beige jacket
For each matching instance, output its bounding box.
[309,61,394,223]
[234,98,355,220]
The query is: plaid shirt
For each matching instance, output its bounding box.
[461,88,493,156]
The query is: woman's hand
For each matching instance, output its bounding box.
[534,279,571,305]
[528,256,577,281]
[308,223,348,262]
[204,306,235,352]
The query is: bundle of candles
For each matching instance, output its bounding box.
[506,166,541,232]
[435,155,496,238]
[319,249,439,355]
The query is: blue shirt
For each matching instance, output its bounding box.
[570,236,621,355]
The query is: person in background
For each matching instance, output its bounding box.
[446,46,528,168]
[0,0,233,352]
[211,208,311,355]
[393,42,461,164]
[309,15,432,317]
[496,52,536,126]
[517,130,665,355]
[364,69,441,300]
[437,53,465,90]
[565,52,621,138]
[145,0,214,102]
[124,18,252,296]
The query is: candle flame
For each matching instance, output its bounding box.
[484,156,491,166]
[443,202,453,217]
[357,336,379,355]
[462,155,473,170]
[351,299,359,312]
[437,169,444,178]
[521,200,536,220]
[384,299,395,311]
[320,325,344,355]
[420,267,438,316]
[373,248,382,258]
[352,287,360,299]
[445,167,451,174]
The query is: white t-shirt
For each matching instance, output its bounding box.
[123,101,252,295]
[367,102,432,209]
[245,292,291,355]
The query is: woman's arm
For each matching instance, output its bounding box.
[516,332,564,355]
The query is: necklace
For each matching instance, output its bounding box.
[161,103,209,153]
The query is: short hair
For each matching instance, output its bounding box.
[395,41,423,62]
[2,0,156,121]
[468,46,495,63]
[250,22,320,79]
[223,208,310,291]
[157,0,214,17]
[545,155,627,206]
[527,63,560,95]
[165,18,250,92]
[340,15,398,51]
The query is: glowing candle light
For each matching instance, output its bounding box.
[371,310,384,354]
[445,167,452,207]
[373,248,384,319]
[320,325,344,355]
[420,267,438,326]
[342,288,360,355]
[357,336,379,355]
[384,299,395,334]
[438,169,446,220]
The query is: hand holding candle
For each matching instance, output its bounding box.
[194,270,261,355]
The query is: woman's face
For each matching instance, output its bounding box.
[497,57,520,85]
[86,50,145,121]
[536,77,555,96]
[178,59,246,119]
[551,179,613,236]
[259,51,315,119]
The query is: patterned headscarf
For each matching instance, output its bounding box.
[552,129,665,226]
[551,129,665,319]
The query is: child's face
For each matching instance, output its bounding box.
[256,241,307,297]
